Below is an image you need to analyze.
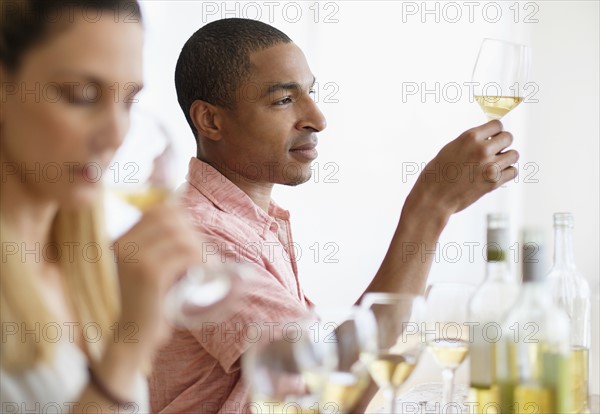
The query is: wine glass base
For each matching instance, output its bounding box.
[374,383,468,413]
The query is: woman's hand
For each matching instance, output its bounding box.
[112,202,205,357]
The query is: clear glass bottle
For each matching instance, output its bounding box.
[467,214,520,412]
[547,212,591,413]
[496,229,572,414]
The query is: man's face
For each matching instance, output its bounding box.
[215,42,327,186]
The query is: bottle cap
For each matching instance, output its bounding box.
[553,212,574,228]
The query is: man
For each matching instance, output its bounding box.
[149,18,518,413]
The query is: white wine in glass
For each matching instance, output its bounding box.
[473,96,524,121]
[296,307,372,413]
[106,107,175,212]
[112,187,170,211]
[319,371,368,414]
[426,337,469,370]
[424,283,476,412]
[243,336,321,414]
[365,352,418,390]
[358,293,426,414]
[472,38,531,120]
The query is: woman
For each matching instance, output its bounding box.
[0,1,205,410]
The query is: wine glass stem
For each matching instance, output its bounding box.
[383,387,398,414]
[442,367,455,409]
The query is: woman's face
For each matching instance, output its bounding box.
[0,12,144,208]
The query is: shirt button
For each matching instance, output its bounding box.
[270,223,279,233]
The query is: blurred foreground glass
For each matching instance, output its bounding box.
[104,106,236,327]
[358,293,426,414]
[424,283,476,413]
[296,307,373,413]
[472,38,531,120]
[243,335,322,414]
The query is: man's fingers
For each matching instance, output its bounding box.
[494,149,520,170]
[464,119,503,141]
[483,152,519,184]
[488,131,514,153]
[496,166,519,187]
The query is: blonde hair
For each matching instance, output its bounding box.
[0,200,120,371]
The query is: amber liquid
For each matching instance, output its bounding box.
[469,336,499,412]
[320,371,369,413]
[570,346,589,413]
[114,187,169,211]
[498,343,572,414]
[363,352,417,389]
[427,338,469,369]
[251,400,316,414]
[468,385,500,414]
[474,95,524,120]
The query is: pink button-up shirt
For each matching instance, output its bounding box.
[149,158,312,413]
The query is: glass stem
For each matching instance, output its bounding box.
[383,387,398,414]
[441,367,455,410]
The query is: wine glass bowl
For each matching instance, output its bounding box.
[358,293,426,414]
[243,337,318,414]
[163,264,245,329]
[472,38,531,120]
[424,283,477,412]
[105,106,176,211]
[295,307,373,413]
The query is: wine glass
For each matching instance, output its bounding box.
[295,307,373,413]
[104,105,236,327]
[472,38,531,120]
[103,106,175,236]
[424,282,476,413]
[243,335,322,414]
[358,293,426,414]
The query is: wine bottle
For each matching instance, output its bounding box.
[496,229,572,414]
[467,214,520,413]
[547,212,591,413]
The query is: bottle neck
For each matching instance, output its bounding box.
[553,225,576,268]
[518,280,552,307]
[485,259,511,282]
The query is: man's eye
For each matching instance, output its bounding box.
[275,96,293,105]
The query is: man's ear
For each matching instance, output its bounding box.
[190,100,223,141]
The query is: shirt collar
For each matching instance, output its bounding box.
[186,157,290,236]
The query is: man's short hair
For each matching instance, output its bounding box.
[175,18,292,141]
